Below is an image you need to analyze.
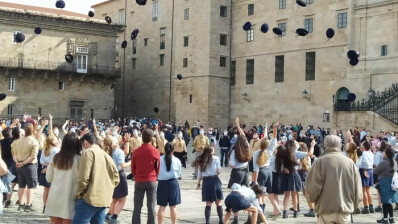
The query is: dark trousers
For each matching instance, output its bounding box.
[132,182,157,224]
[220,148,229,167]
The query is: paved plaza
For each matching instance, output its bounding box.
[1,146,383,224]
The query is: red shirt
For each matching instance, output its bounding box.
[131,143,160,182]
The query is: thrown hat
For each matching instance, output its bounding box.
[14,32,25,43]
[260,23,269,33]
[121,40,127,48]
[326,28,335,39]
[177,74,183,80]
[296,28,308,36]
[131,29,139,40]
[88,11,95,17]
[296,0,307,7]
[347,50,359,60]
[65,53,73,63]
[347,93,356,102]
[136,0,147,6]
[105,16,112,24]
[55,0,65,9]
[154,107,159,113]
[349,57,359,66]
[243,21,252,31]
[0,93,6,101]
[34,27,42,34]
[272,27,283,36]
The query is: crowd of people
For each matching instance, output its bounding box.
[0,115,397,224]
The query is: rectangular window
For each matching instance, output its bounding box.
[119,9,125,25]
[144,38,148,46]
[230,61,236,86]
[152,1,158,21]
[220,6,227,17]
[70,101,84,121]
[246,59,254,85]
[59,81,64,91]
[132,58,136,69]
[183,58,188,68]
[248,4,254,16]
[12,31,22,44]
[220,34,227,46]
[220,56,226,67]
[160,28,166,50]
[7,105,14,116]
[132,39,137,54]
[305,52,316,81]
[8,78,15,91]
[183,36,189,47]
[184,8,189,20]
[381,45,388,56]
[190,94,192,103]
[279,0,286,9]
[275,55,284,83]
[304,18,313,33]
[77,55,88,73]
[278,23,286,36]
[160,54,165,66]
[247,28,254,42]
[337,12,347,28]
[306,0,313,4]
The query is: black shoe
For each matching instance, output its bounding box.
[24,204,35,212]
[178,177,182,180]
[4,200,11,208]
[390,218,395,223]
[15,200,20,205]
[377,218,389,223]
[283,210,288,218]
[304,210,316,217]
[231,220,238,224]
[362,207,370,214]
[370,206,375,213]
[289,207,300,212]
[18,203,24,211]
[293,211,298,218]
[375,206,383,212]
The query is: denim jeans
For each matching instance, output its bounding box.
[220,148,229,167]
[72,199,106,224]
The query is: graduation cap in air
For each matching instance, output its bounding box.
[0,93,6,101]
[177,74,183,80]
[136,0,147,6]
[260,23,269,33]
[272,27,283,36]
[65,54,73,63]
[14,32,25,43]
[154,107,159,113]
[105,16,112,24]
[55,0,65,9]
[243,22,252,31]
[131,29,139,40]
[347,93,356,102]
[34,27,42,34]
[296,28,309,36]
[296,0,307,7]
[326,28,335,39]
[121,40,127,48]
[88,11,95,17]
[349,57,359,66]
[347,50,360,59]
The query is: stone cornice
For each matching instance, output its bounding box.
[0,9,125,37]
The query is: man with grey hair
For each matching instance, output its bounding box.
[306,135,362,224]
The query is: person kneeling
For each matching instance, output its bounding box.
[224,183,266,224]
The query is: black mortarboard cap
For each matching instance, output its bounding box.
[154,107,159,113]
[14,32,25,43]
[243,21,252,31]
[65,54,73,63]
[349,57,359,66]
[105,16,112,24]
[131,29,139,40]
[55,0,65,9]
[260,23,269,33]
[326,28,335,39]
[272,27,283,36]
[136,0,147,6]
[296,28,309,36]
[296,0,307,7]
[347,50,359,60]
[177,74,183,80]
[0,93,6,101]
[34,27,42,34]
[347,93,356,102]
[121,40,127,48]
[88,11,95,17]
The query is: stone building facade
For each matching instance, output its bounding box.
[0,2,123,122]
[93,0,398,130]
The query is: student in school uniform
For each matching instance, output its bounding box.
[193,146,223,224]
[157,143,182,224]
[267,145,284,219]
[358,140,375,214]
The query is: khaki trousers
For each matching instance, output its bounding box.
[317,213,351,224]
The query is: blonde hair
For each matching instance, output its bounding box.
[298,142,310,172]
[346,142,359,163]
[256,138,269,166]
[44,134,57,157]
[103,137,113,156]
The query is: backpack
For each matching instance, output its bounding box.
[391,171,398,191]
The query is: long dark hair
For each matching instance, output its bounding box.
[52,132,82,170]
[275,145,287,175]
[385,146,395,174]
[192,146,213,172]
[283,140,299,171]
[379,140,389,152]
[234,135,251,163]
[1,127,11,139]
[12,127,21,140]
[165,142,174,172]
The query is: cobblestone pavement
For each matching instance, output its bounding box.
[1,146,383,223]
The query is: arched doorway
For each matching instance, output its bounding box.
[335,87,350,110]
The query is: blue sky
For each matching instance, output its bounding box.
[1,0,106,14]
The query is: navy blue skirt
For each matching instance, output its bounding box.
[283,170,303,192]
[270,172,284,195]
[298,170,308,188]
[227,167,250,188]
[113,170,128,199]
[257,167,272,193]
[359,168,374,187]
[38,171,50,187]
[157,178,181,206]
[225,191,251,213]
[379,176,398,204]
[202,176,223,202]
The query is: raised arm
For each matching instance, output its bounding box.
[62,119,69,135]
[235,117,245,136]
[272,122,279,139]
[48,114,53,136]
[35,119,47,139]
